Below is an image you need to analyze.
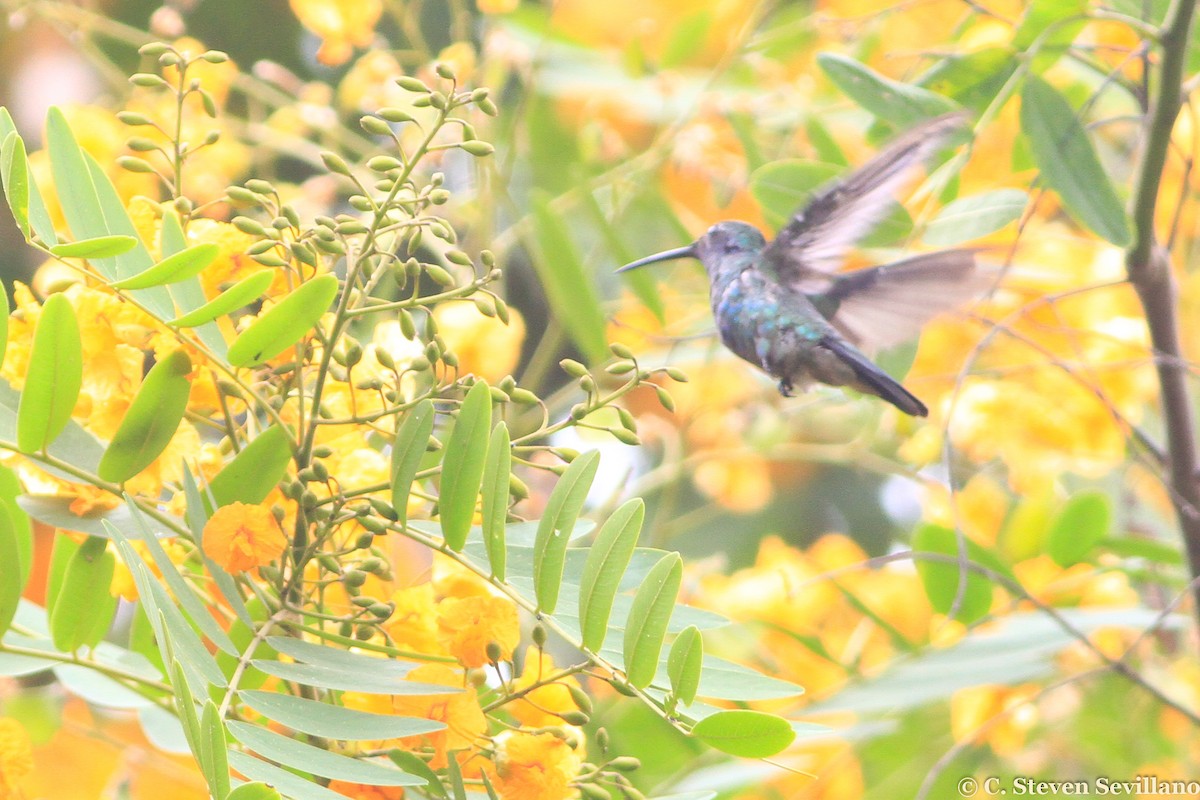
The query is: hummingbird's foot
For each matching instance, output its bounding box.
[778,379,794,397]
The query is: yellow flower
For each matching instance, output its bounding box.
[950,684,1040,756]
[437,595,520,667]
[693,453,773,513]
[509,647,583,728]
[434,301,526,384]
[383,583,445,656]
[0,718,33,799]
[383,664,488,769]
[202,502,287,573]
[435,42,477,85]
[290,0,382,65]
[495,731,583,800]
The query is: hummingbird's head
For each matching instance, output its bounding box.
[616,221,766,277]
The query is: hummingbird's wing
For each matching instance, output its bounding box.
[760,113,969,292]
[819,249,990,351]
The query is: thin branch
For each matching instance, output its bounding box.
[1124,0,1200,622]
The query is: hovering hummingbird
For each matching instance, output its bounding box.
[617,113,988,417]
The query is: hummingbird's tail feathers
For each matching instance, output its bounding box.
[820,336,929,417]
[824,249,992,351]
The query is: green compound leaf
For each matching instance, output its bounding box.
[692,709,797,758]
[817,52,959,128]
[49,235,139,260]
[240,691,444,741]
[226,721,423,786]
[227,274,339,367]
[2,131,30,240]
[439,381,492,551]
[208,424,293,509]
[533,449,600,615]
[1020,76,1130,246]
[912,522,1002,625]
[49,535,117,652]
[667,625,703,707]
[110,243,220,290]
[578,498,645,651]
[200,700,231,800]
[1047,490,1112,567]
[172,269,274,328]
[98,350,192,483]
[622,551,682,689]
[480,422,511,580]
[0,504,23,639]
[924,189,1028,246]
[17,293,83,454]
[390,400,435,526]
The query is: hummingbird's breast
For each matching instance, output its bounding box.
[711,268,838,383]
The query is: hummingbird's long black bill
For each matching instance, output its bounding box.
[616,245,696,273]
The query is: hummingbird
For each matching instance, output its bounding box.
[617,113,988,417]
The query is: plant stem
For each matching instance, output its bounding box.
[1123,0,1200,624]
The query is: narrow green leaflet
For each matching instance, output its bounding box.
[691,710,796,758]
[527,193,608,362]
[0,504,22,638]
[1,131,29,239]
[439,381,492,551]
[228,752,355,800]
[240,691,445,740]
[216,596,276,690]
[226,721,423,786]
[46,532,79,611]
[16,293,83,454]
[623,552,682,689]
[668,625,703,707]
[251,660,452,695]
[1013,0,1088,72]
[1020,76,1131,246]
[158,212,226,356]
[226,783,282,800]
[924,189,1028,246]
[0,285,9,371]
[1047,490,1111,567]
[0,111,53,246]
[128,500,238,656]
[578,498,644,651]
[49,235,138,260]
[388,751,448,799]
[390,400,435,526]
[0,381,102,476]
[98,350,193,483]
[172,269,274,327]
[817,52,959,128]
[208,424,293,508]
[49,535,117,652]
[200,700,232,799]
[533,449,600,614]
[110,243,220,289]
[912,523,999,625]
[227,274,340,367]
[480,422,511,579]
[0,467,31,586]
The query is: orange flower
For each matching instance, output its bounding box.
[508,647,583,728]
[0,718,33,799]
[383,583,445,655]
[202,502,287,572]
[289,0,382,65]
[494,731,582,800]
[437,595,520,667]
[385,664,488,768]
[433,302,526,384]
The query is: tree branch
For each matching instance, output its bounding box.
[1124,0,1200,622]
